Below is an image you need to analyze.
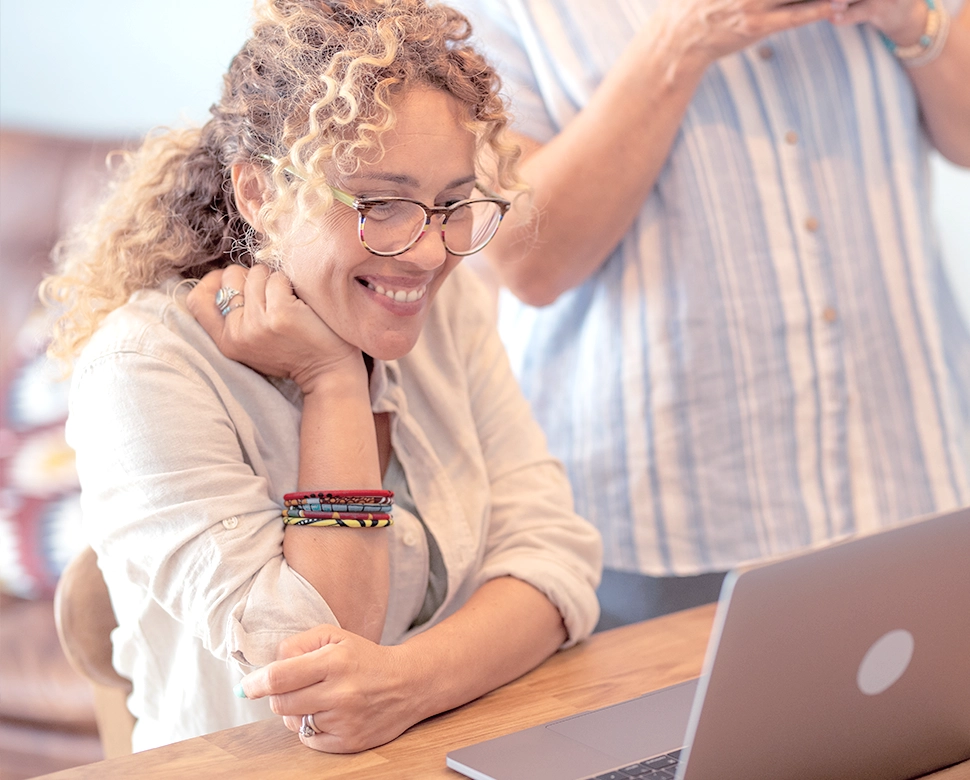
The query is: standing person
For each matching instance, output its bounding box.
[452,0,970,629]
[42,0,601,753]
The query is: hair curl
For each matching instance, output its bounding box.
[42,0,521,363]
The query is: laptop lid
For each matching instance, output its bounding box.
[678,506,970,780]
[446,507,970,780]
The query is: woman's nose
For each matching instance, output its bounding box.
[400,225,449,269]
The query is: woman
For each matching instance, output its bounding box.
[43,0,601,754]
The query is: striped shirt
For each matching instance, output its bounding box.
[455,0,970,575]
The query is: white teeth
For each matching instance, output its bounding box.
[365,281,427,303]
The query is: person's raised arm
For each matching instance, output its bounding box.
[482,0,839,307]
[189,238,389,644]
[833,0,970,166]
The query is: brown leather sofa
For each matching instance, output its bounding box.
[0,129,122,779]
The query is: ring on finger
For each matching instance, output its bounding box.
[222,301,245,316]
[299,713,322,739]
[215,286,242,315]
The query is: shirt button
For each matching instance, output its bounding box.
[822,307,839,324]
[403,532,417,547]
[222,516,239,530]
[805,216,819,232]
[784,130,799,145]
[757,45,774,60]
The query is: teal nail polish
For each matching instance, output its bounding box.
[233,683,247,699]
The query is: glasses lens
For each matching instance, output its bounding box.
[443,200,504,255]
[361,200,428,254]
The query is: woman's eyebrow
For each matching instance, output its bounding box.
[349,172,478,189]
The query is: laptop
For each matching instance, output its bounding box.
[447,507,970,780]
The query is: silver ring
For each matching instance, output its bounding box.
[215,286,242,316]
[300,713,321,739]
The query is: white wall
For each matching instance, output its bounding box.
[0,0,966,319]
[932,157,970,323]
[0,0,252,137]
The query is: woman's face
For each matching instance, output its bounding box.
[283,87,478,362]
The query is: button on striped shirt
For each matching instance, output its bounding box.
[456,0,970,575]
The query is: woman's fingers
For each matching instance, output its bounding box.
[275,623,347,661]
[238,650,334,700]
[766,0,835,31]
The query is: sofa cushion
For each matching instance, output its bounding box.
[1,310,84,599]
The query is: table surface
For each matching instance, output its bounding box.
[42,603,970,780]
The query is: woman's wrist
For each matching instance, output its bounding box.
[877,0,951,68]
[647,7,719,84]
[879,0,931,46]
[293,349,369,397]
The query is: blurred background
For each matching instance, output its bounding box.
[0,1,967,777]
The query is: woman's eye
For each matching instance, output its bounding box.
[365,201,397,220]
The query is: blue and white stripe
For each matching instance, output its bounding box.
[457,0,970,575]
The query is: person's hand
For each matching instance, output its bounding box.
[658,0,837,64]
[187,264,363,393]
[236,624,421,753]
[829,0,928,45]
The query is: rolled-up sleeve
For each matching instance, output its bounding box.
[68,336,337,670]
[457,273,603,645]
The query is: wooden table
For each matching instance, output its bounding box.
[41,604,969,779]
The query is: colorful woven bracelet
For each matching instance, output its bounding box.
[282,513,393,528]
[285,489,394,505]
[284,508,391,520]
[879,0,951,67]
[283,500,390,513]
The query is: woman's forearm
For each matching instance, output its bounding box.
[398,576,568,721]
[483,1,840,306]
[907,3,970,165]
[483,13,710,307]
[284,362,389,642]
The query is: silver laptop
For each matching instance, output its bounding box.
[447,507,970,780]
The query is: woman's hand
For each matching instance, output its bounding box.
[829,0,928,44]
[237,624,419,753]
[187,264,363,393]
[658,0,837,66]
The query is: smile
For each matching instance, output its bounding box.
[363,280,428,303]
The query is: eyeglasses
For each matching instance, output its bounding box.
[258,155,510,257]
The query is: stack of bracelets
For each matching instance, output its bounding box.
[282,489,394,528]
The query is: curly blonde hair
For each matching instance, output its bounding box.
[42,0,520,363]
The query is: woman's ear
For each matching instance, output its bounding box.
[232,163,269,232]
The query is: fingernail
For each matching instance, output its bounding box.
[233,683,248,699]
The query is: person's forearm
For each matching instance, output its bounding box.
[399,576,568,720]
[484,12,710,306]
[907,4,970,165]
[284,361,389,642]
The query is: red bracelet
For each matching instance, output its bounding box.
[284,489,394,505]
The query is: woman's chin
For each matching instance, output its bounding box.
[360,331,421,363]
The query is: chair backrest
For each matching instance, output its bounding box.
[54,546,135,758]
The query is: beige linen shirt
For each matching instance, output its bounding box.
[66,266,602,752]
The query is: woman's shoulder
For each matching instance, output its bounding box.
[74,280,212,378]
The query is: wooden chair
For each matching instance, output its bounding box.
[54,547,136,759]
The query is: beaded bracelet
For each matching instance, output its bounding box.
[879,0,951,68]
